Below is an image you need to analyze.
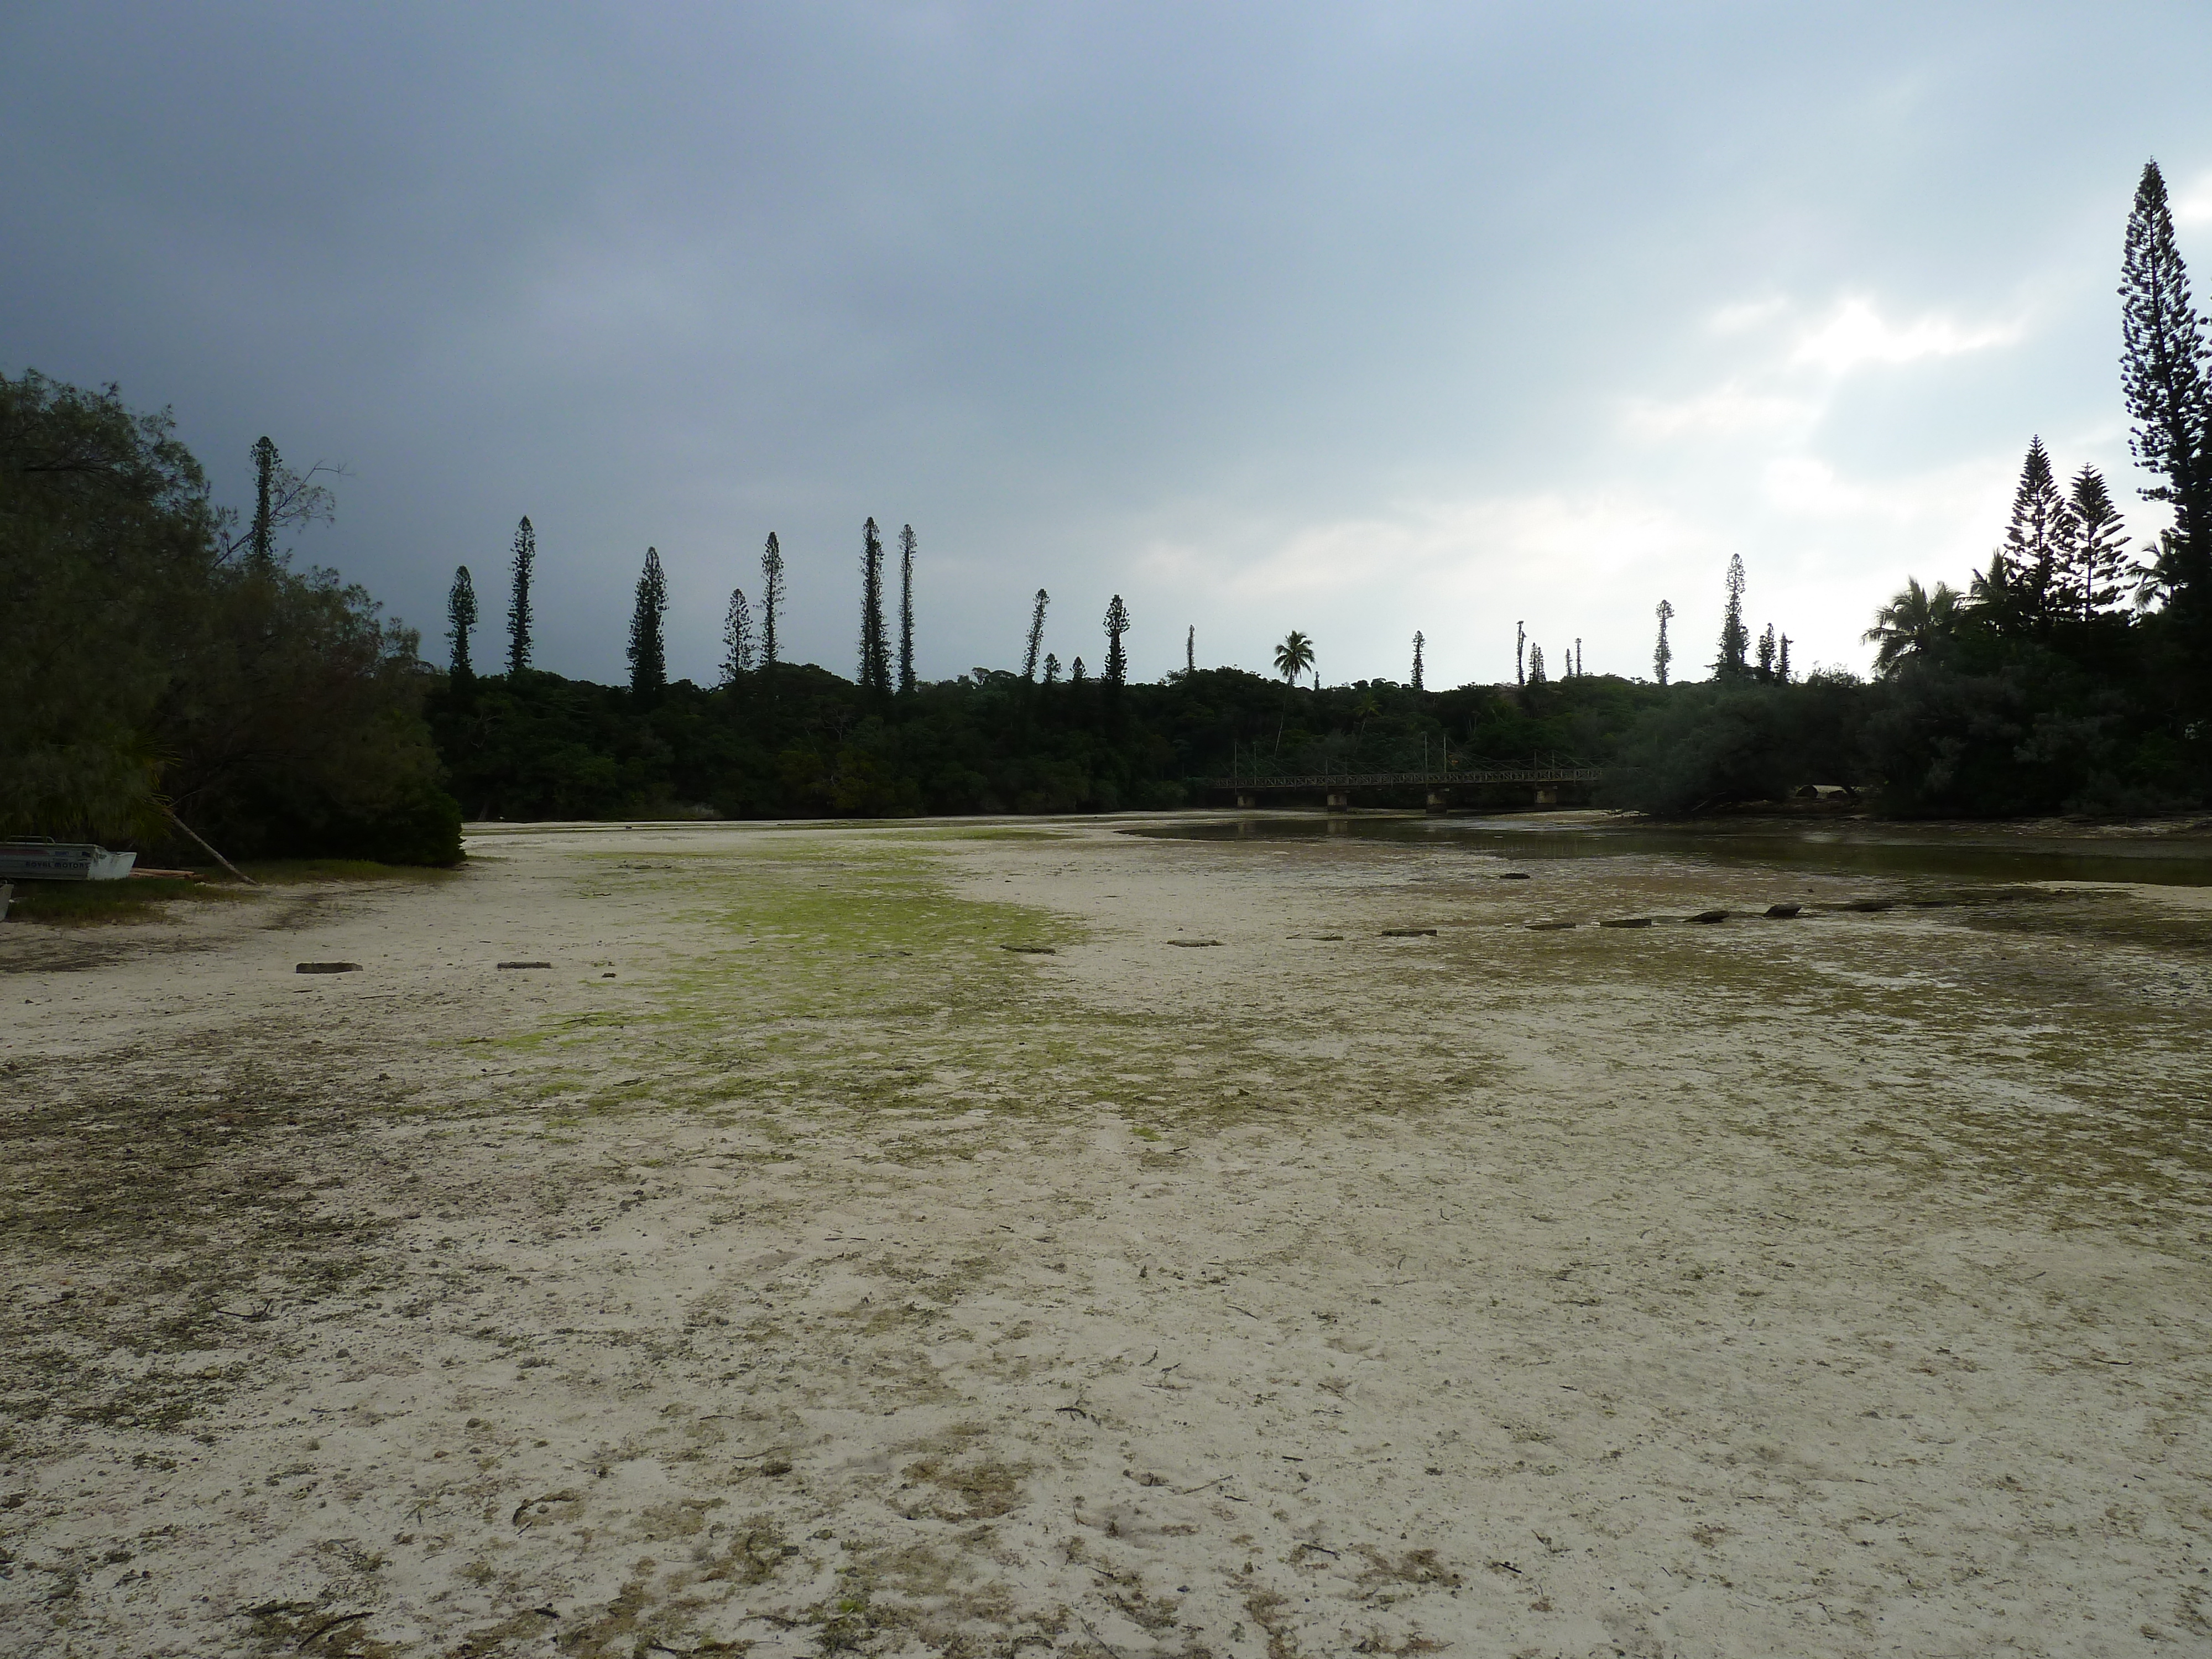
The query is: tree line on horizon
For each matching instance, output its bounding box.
[440,497,1805,713]
[444,516,1145,705]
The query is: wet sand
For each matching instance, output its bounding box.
[3,815,2209,1657]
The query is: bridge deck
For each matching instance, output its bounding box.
[1201,768,1603,790]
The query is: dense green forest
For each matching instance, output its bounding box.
[6,161,2210,860]
[0,372,460,864]
[426,664,1658,821]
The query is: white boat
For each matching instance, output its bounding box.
[0,840,140,881]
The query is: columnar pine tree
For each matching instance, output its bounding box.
[858,519,889,694]
[1515,620,1526,687]
[898,525,917,695]
[1103,595,1129,687]
[1717,555,1749,675]
[1653,599,1673,686]
[508,516,536,674]
[2063,466,2135,621]
[1070,656,1087,682]
[2120,160,2211,612]
[1410,630,1426,691]
[628,547,667,700]
[759,532,784,671]
[1186,625,1195,675]
[1777,634,1792,682]
[1757,623,1777,680]
[249,436,279,569]
[1527,644,1547,685]
[1043,652,1061,684]
[721,587,753,683]
[1022,589,1048,679]
[447,566,478,681]
[1574,638,1583,678]
[1978,436,2069,632]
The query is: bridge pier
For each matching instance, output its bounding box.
[1534,786,1558,806]
[1426,791,1447,814]
[1326,792,1350,811]
[1236,792,1257,808]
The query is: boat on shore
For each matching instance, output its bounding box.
[0,840,140,881]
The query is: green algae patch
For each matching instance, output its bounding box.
[497,841,1093,1126]
[481,835,1383,1144]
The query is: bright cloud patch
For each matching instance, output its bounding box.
[2172,169,2212,227]
[1788,297,2021,374]
[1221,494,1705,601]
[1627,294,2021,443]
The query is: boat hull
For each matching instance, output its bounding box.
[0,844,140,881]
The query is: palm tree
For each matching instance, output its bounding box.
[1863,577,1962,674]
[1349,690,1381,755]
[1271,630,1314,753]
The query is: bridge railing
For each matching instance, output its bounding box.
[1196,768,1604,790]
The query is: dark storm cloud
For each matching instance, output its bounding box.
[6,3,2210,684]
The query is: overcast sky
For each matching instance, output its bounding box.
[7,3,2211,687]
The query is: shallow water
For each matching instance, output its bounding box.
[1129,811,2212,887]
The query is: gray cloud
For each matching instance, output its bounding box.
[7,2,2209,686]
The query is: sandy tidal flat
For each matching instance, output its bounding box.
[2,815,2210,1658]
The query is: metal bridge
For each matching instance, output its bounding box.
[1201,766,1602,792]
[1198,765,1604,807]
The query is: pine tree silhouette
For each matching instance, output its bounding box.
[508,517,536,675]
[898,525,917,695]
[2121,160,2211,611]
[1717,556,1748,675]
[760,533,784,671]
[628,547,667,700]
[249,436,278,569]
[1103,596,1129,687]
[858,519,889,695]
[721,587,753,682]
[447,566,477,681]
[1977,437,2069,631]
[1023,589,1048,680]
[2063,467,2135,621]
